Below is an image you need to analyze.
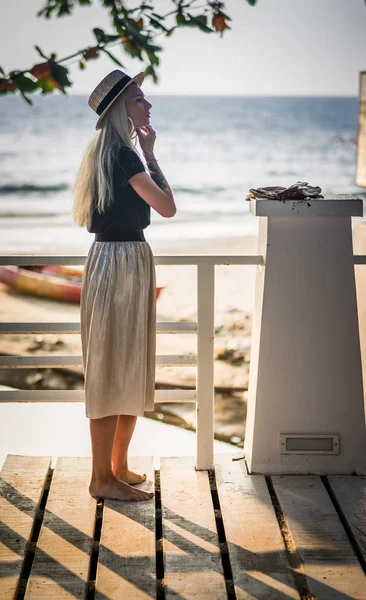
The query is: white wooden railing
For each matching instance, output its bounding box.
[0,254,263,470]
[1,253,365,469]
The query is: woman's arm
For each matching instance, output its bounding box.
[129,164,177,217]
[129,124,176,218]
[144,152,174,201]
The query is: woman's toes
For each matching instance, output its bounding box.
[116,470,147,485]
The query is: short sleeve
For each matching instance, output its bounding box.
[114,145,145,186]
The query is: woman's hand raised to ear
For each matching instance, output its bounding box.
[136,125,156,157]
[129,123,176,218]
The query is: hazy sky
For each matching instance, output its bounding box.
[1,0,366,96]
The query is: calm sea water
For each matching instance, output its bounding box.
[0,94,364,253]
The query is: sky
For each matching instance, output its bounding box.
[1,0,366,96]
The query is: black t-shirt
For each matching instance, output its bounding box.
[88,145,150,233]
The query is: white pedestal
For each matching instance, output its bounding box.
[244,195,366,474]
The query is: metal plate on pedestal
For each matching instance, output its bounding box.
[280,433,339,454]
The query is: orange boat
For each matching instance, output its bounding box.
[0,266,164,304]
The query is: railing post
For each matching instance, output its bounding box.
[244,195,366,475]
[196,264,215,470]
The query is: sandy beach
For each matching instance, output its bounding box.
[0,235,258,462]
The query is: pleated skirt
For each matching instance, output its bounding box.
[80,240,156,419]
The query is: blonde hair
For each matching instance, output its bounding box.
[73,87,141,228]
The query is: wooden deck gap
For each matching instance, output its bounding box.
[208,468,236,600]
[321,475,366,575]
[265,476,314,600]
[86,499,104,600]
[16,466,54,600]
[155,469,165,600]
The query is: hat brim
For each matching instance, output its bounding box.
[95,72,145,131]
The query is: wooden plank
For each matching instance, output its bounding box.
[0,389,197,403]
[215,454,298,599]
[0,454,51,599]
[95,457,156,600]
[272,475,366,599]
[0,256,87,266]
[0,321,197,334]
[327,475,366,564]
[26,457,95,599]
[0,255,263,267]
[160,456,226,599]
[0,354,197,369]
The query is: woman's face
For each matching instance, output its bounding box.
[124,84,152,128]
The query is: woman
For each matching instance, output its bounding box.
[73,69,176,502]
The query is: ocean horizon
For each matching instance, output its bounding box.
[0,93,365,254]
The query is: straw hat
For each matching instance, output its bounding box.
[88,69,145,130]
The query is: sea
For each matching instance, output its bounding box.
[0,94,365,254]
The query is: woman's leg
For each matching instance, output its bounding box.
[89,415,154,502]
[90,415,118,483]
[112,415,147,484]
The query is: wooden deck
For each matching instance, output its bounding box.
[1,454,365,599]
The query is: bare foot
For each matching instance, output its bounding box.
[89,477,154,502]
[114,468,147,485]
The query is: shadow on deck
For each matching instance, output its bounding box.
[1,453,366,599]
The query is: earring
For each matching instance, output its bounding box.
[128,116,137,139]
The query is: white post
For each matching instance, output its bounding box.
[244,195,366,474]
[196,264,215,470]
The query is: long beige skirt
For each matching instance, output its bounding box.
[80,240,156,419]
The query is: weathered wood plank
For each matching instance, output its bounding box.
[327,475,366,565]
[25,457,95,599]
[215,454,299,599]
[95,456,156,600]
[0,454,51,599]
[272,475,366,599]
[160,456,226,599]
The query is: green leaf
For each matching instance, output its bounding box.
[144,50,160,67]
[123,41,141,59]
[101,48,124,67]
[105,33,120,42]
[176,10,187,25]
[0,66,5,76]
[58,5,72,17]
[151,12,166,20]
[38,77,56,94]
[50,63,72,90]
[12,74,39,93]
[246,0,258,5]
[144,64,158,84]
[149,16,168,31]
[37,0,78,19]
[142,41,162,53]
[192,14,208,25]
[125,18,140,32]
[78,0,92,5]
[93,27,106,43]
[37,5,53,18]
[93,27,119,43]
[186,14,212,32]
